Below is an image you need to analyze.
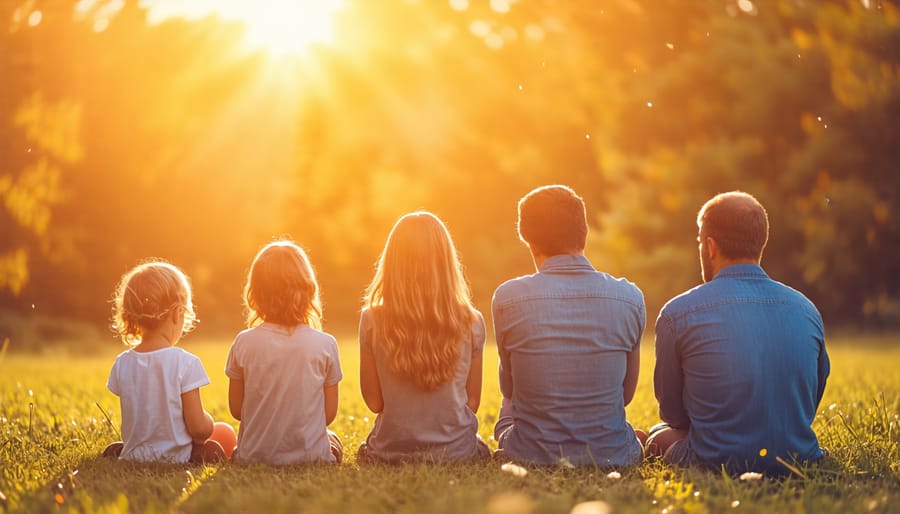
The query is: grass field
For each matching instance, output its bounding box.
[1,334,899,513]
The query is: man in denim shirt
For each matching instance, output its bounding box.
[492,185,646,467]
[646,191,830,474]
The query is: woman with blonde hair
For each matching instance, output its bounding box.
[357,211,489,462]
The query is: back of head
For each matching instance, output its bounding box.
[112,260,196,346]
[697,191,769,261]
[517,185,588,256]
[244,240,322,329]
[365,211,475,391]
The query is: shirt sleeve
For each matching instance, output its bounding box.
[654,313,690,429]
[359,308,374,354]
[471,310,486,356]
[181,353,211,394]
[324,336,343,387]
[815,323,830,408]
[492,295,513,400]
[224,339,243,381]
[634,294,647,352]
[107,359,121,397]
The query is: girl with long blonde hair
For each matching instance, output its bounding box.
[358,211,488,462]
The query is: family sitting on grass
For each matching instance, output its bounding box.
[102,186,830,475]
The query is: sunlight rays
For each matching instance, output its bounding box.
[141,0,347,59]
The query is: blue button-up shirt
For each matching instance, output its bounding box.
[492,254,645,467]
[654,263,830,473]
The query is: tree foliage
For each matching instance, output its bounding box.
[1,0,897,333]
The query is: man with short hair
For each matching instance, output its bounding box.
[492,184,646,467]
[646,191,830,474]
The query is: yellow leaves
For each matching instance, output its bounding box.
[815,11,900,111]
[0,159,63,236]
[791,28,814,49]
[13,93,84,164]
[0,249,29,296]
[1,94,82,296]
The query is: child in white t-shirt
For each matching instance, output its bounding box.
[103,260,236,463]
[226,241,343,465]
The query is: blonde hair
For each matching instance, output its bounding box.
[112,260,197,346]
[244,240,323,329]
[364,211,476,391]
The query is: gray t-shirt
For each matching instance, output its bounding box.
[225,323,342,465]
[360,307,485,462]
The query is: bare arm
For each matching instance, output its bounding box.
[324,384,339,425]
[228,378,244,421]
[181,388,214,443]
[623,341,640,406]
[359,346,384,413]
[466,351,484,413]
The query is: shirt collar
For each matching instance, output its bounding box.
[539,253,594,272]
[713,263,768,280]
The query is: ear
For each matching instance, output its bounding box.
[705,237,719,261]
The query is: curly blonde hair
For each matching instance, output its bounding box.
[111,260,197,346]
[364,212,476,391]
[243,240,323,329]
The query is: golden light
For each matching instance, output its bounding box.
[141,0,346,58]
[216,1,346,57]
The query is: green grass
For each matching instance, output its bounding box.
[1,333,899,513]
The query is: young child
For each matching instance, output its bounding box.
[357,211,489,463]
[226,241,343,465]
[103,260,235,463]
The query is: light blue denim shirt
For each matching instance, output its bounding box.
[654,263,830,474]
[492,254,645,467]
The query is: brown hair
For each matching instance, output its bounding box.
[697,191,769,261]
[364,212,476,391]
[243,240,323,329]
[112,260,196,346]
[517,185,588,256]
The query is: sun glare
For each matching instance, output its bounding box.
[233,2,345,57]
[141,0,346,58]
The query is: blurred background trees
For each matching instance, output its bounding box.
[1,0,898,344]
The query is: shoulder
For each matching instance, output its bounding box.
[492,272,539,306]
[169,347,202,365]
[598,272,645,303]
[231,325,260,346]
[659,282,709,319]
[298,326,339,348]
[359,306,376,329]
[661,282,707,310]
[768,279,823,319]
[470,308,486,334]
[109,349,132,371]
[111,348,133,362]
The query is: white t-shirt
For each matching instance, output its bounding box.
[107,347,210,462]
[225,323,342,465]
